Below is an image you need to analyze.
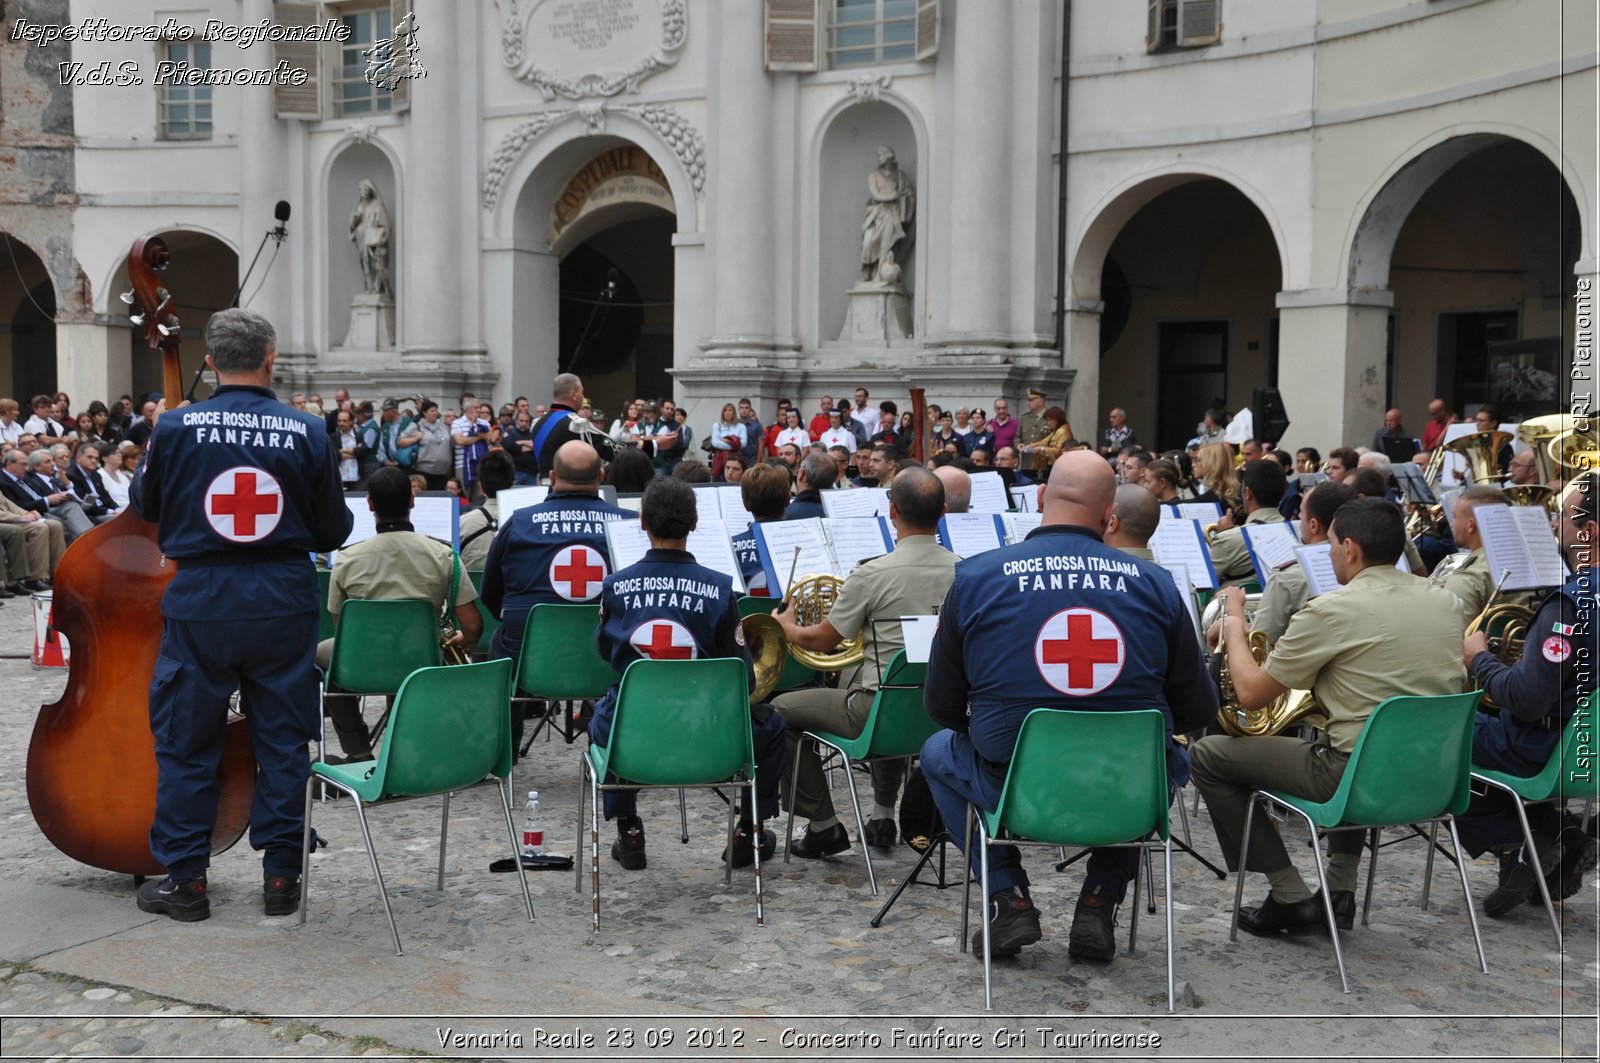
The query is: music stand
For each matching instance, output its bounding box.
[1382,437,1423,465]
[1390,462,1439,507]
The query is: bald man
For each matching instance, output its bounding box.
[933,465,972,514]
[921,452,1217,966]
[1105,484,1160,560]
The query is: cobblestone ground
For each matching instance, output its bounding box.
[0,597,1596,1060]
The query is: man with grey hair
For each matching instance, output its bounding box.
[0,446,94,540]
[530,372,617,478]
[129,306,352,924]
[933,464,971,514]
[785,452,836,521]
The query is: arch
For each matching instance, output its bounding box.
[97,224,240,316]
[325,139,401,349]
[810,90,929,343]
[1070,164,1291,304]
[1345,126,1594,291]
[0,232,58,399]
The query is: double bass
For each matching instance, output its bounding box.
[26,237,255,877]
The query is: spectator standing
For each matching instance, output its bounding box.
[1100,406,1137,458]
[774,409,811,452]
[808,395,835,440]
[413,400,454,490]
[738,398,765,465]
[501,409,541,485]
[1421,398,1456,454]
[330,408,364,490]
[964,410,995,459]
[656,400,691,470]
[850,387,877,439]
[989,398,1018,455]
[1369,408,1417,458]
[816,408,856,451]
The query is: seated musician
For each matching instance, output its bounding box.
[1192,498,1465,937]
[1249,481,1356,644]
[479,440,629,750]
[319,467,481,760]
[730,462,790,596]
[1104,482,1159,560]
[1429,484,1506,618]
[1457,471,1599,914]
[1209,460,1288,585]
[591,478,788,871]
[921,452,1216,963]
[772,467,956,857]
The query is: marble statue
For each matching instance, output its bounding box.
[348,179,392,297]
[860,146,914,285]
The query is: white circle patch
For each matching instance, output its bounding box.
[1542,635,1572,664]
[548,544,608,601]
[629,620,698,661]
[203,466,283,543]
[1034,607,1125,696]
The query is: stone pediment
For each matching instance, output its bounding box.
[499,0,686,101]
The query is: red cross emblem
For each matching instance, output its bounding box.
[203,467,283,543]
[549,544,607,601]
[629,620,697,661]
[1035,608,1124,696]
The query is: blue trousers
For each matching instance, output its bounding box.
[149,613,320,881]
[596,705,788,825]
[1455,712,1560,857]
[920,729,1138,900]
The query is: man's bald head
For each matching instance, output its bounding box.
[933,465,971,513]
[551,440,601,492]
[1042,450,1117,531]
[1110,484,1161,546]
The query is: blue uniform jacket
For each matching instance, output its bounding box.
[588,548,754,748]
[923,523,1218,785]
[730,521,769,595]
[478,490,630,656]
[129,384,351,620]
[1471,568,1598,774]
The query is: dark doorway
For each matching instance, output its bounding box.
[1157,320,1228,451]
[1436,310,1520,415]
[558,212,674,415]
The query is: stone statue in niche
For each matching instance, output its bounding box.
[860,145,914,286]
[348,179,392,298]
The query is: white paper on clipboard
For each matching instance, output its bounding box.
[899,615,938,664]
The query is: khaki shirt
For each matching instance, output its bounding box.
[1209,508,1284,585]
[1116,545,1156,561]
[826,534,956,691]
[1438,546,1495,619]
[329,526,479,620]
[1264,564,1466,752]
[1253,560,1310,644]
[458,499,500,571]
[1016,410,1050,468]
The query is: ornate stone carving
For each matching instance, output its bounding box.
[350,121,379,144]
[845,73,893,104]
[618,103,705,193]
[498,0,687,101]
[578,100,608,134]
[482,111,572,208]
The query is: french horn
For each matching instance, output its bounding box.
[739,573,866,703]
[1203,593,1322,737]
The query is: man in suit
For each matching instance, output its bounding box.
[1,449,93,540]
[65,444,119,523]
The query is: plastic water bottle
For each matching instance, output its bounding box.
[521,791,543,857]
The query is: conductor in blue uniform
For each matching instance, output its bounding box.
[130,308,353,922]
[921,451,1216,964]
[590,477,787,871]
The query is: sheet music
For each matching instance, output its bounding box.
[1243,523,1301,585]
[1010,486,1039,513]
[616,494,643,513]
[824,517,894,574]
[899,615,938,664]
[716,486,752,536]
[339,494,459,550]
[1166,502,1224,524]
[1002,512,1043,544]
[1510,505,1568,588]
[603,520,652,573]
[968,471,1010,513]
[1295,543,1341,597]
[821,487,890,519]
[602,519,746,593]
[496,485,549,516]
[1475,504,1541,591]
[1149,519,1217,590]
[752,518,838,594]
[937,512,1006,558]
[1159,563,1203,640]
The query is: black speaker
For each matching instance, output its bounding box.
[1252,386,1290,444]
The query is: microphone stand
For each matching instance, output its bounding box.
[185,222,286,401]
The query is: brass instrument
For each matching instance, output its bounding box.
[1502,484,1555,510]
[438,617,471,665]
[1421,443,1449,487]
[1204,593,1322,737]
[741,572,867,703]
[742,612,787,703]
[1443,430,1514,484]
[1464,568,1533,710]
[1548,427,1600,475]
[1518,414,1579,485]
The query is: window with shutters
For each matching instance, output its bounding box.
[1146,0,1221,53]
[828,0,917,69]
[334,3,393,116]
[158,39,213,139]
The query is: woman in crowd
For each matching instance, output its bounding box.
[607,445,656,492]
[964,409,996,458]
[610,400,643,446]
[1144,458,1185,503]
[1018,406,1072,466]
[709,402,747,479]
[774,409,810,452]
[99,442,133,509]
[1191,441,1237,507]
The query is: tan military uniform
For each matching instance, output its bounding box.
[1253,559,1311,644]
[775,534,957,822]
[1117,545,1156,561]
[1436,546,1495,619]
[1016,409,1050,469]
[0,493,65,580]
[1209,508,1285,586]
[458,499,500,571]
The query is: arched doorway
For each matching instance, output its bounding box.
[0,234,57,400]
[103,230,239,402]
[548,145,676,419]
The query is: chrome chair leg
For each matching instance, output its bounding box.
[1163,838,1176,1012]
[1229,795,1257,943]
[679,788,689,844]
[298,776,316,924]
[500,776,535,922]
[1421,820,1439,909]
[1362,827,1379,926]
[349,792,403,956]
[1447,817,1490,973]
[437,791,451,891]
[784,736,806,865]
[978,816,993,1012]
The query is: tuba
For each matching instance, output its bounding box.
[1518,414,1579,485]
[1443,430,1514,484]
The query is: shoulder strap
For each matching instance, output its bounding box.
[459,509,499,550]
[531,410,575,457]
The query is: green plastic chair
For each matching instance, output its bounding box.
[320,598,443,775]
[515,604,619,747]
[1233,691,1487,994]
[1471,693,1600,951]
[316,568,336,642]
[737,595,821,692]
[961,708,1175,1012]
[300,658,532,955]
[783,650,935,895]
[575,657,761,932]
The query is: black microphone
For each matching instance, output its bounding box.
[272,200,291,241]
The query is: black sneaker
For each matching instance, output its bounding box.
[722,821,777,868]
[970,885,1043,957]
[1486,834,1562,918]
[787,822,850,859]
[611,818,647,870]
[1067,886,1118,962]
[264,874,300,916]
[1532,827,1598,906]
[136,875,210,922]
[865,817,897,850]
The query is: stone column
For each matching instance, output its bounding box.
[1065,302,1103,443]
[938,0,1011,352]
[1275,288,1393,454]
[402,0,462,362]
[238,0,294,353]
[55,320,127,413]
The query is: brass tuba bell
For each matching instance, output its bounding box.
[741,613,788,703]
[1443,430,1514,484]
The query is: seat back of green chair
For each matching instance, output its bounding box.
[369,658,515,798]
[1339,691,1481,825]
[316,568,336,642]
[605,657,752,786]
[329,599,444,694]
[1556,691,1600,800]
[464,569,500,653]
[992,708,1169,846]
[860,652,937,759]
[517,603,618,700]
